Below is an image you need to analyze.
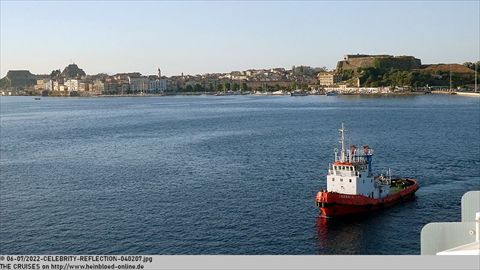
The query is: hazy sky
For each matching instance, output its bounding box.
[1,1,479,77]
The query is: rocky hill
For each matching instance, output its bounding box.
[0,70,37,89]
[420,64,475,74]
[61,64,86,79]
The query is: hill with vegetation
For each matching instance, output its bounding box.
[340,61,478,88]
[60,64,86,79]
[0,70,37,89]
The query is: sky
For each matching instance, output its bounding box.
[1,1,479,77]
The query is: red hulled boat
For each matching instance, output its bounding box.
[315,123,419,218]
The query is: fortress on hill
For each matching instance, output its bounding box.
[336,54,422,71]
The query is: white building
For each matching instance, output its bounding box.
[93,80,104,94]
[148,79,167,93]
[65,79,79,92]
[44,80,52,91]
[129,77,149,93]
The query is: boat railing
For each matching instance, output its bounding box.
[330,170,356,177]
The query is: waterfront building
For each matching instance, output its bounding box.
[34,79,46,92]
[44,80,53,91]
[65,79,79,92]
[129,77,149,93]
[103,82,118,94]
[318,72,342,86]
[93,80,104,94]
[148,79,167,93]
[53,81,61,91]
[78,82,91,92]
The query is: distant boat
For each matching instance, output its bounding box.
[271,90,285,95]
[253,91,268,96]
[290,90,308,96]
[215,90,236,96]
[34,97,41,100]
[325,91,338,96]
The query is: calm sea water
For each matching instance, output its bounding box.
[1,95,479,254]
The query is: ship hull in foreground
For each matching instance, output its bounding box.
[316,178,419,217]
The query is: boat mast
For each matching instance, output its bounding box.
[339,122,346,162]
[449,64,452,91]
[475,61,478,93]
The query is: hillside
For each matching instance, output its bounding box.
[61,64,86,79]
[0,70,37,89]
[420,64,474,74]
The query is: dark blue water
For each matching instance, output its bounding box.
[1,95,479,254]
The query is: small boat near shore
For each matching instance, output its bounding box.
[325,91,338,96]
[291,90,308,96]
[315,123,419,218]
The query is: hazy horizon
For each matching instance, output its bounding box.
[1,1,479,77]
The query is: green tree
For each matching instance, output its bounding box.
[216,83,223,92]
[290,81,297,90]
[463,62,475,70]
[0,77,11,89]
[224,82,231,91]
[194,83,203,92]
[50,69,61,79]
[241,82,248,92]
[232,83,240,91]
[208,83,214,91]
[186,85,193,92]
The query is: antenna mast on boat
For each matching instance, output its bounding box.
[339,123,346,162]
[475,61,478,93]
[449,64,453,92]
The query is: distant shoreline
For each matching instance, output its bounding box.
[2,91,479,98]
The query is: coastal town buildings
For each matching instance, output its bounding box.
[34,79,46,92]
[93,80,105,94]
[129,77,149,93]
[2,54,478,96]
[65,79,79,92]
[318,72,342,86]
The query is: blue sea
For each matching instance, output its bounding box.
[1,94,479,254]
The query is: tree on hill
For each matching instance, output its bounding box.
[290,81,297,90]
[241,82,248,92]
[194,83,203,92]
[463,62,480,71]
[50,69,61,79]
[0,77,11,89]
[224,82,231,91]
[61,64,86,79]
[232,83,240,91]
